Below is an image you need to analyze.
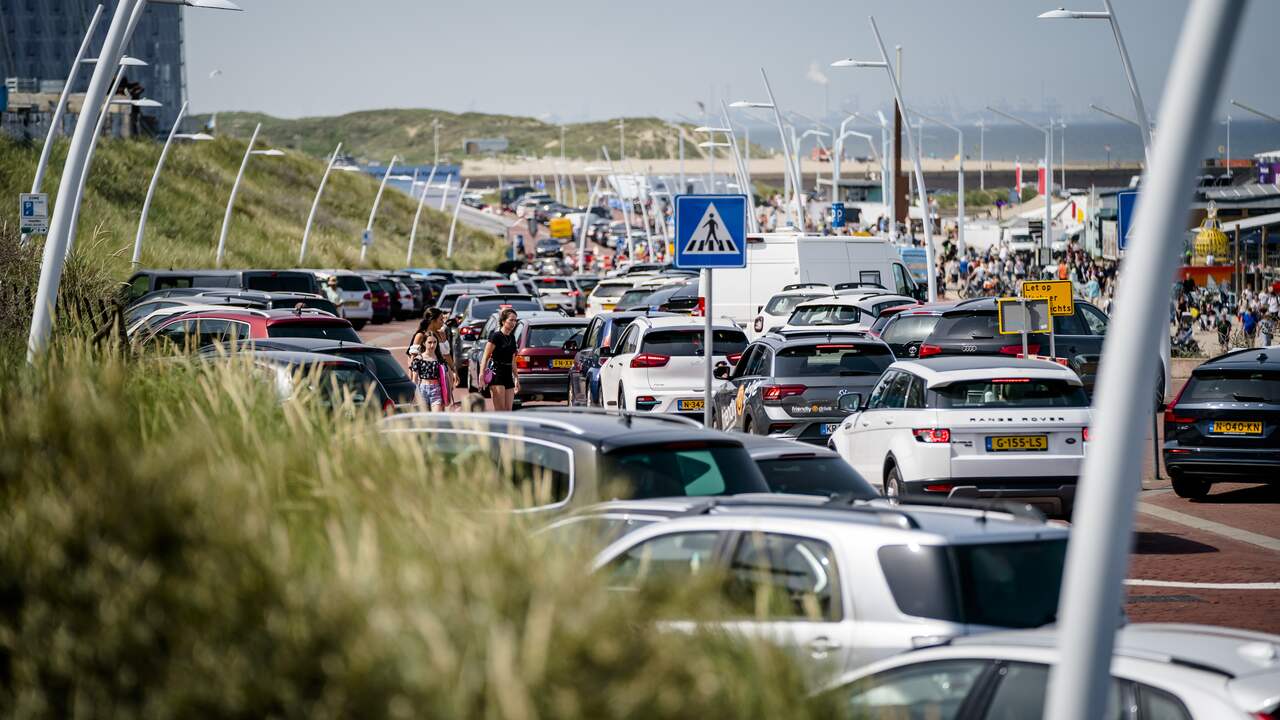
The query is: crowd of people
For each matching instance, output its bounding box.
[1176,282,1280,354]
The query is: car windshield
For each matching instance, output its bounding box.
[469,300,542,318]
[764,293,827,315]
[881,314,940,344]
[245,273,314,293]
[641,329,747,357]
[878,539,1067,628]
[334,275,367,292]
[525,324,584,348]
[934,379,1088,408]
[592,282,632,299]
[933,311,999,339]
[599,442,768,499]
[267,323,361,343]
[788,303,862,327]
[755,457,877,498]
[774,343,893,377]
[1182,370,1280,404]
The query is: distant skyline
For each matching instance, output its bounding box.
[184,0,1279,125]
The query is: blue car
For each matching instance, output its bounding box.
[566,311,673,407]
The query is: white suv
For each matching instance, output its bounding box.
[598,315,747,416]
[782,296,872,334]
[831,356,1091,517]
[750,283,833,339]
[313,270,373,329]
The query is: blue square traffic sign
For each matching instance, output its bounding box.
[1116,190,1138,252]
[674,194,747,269]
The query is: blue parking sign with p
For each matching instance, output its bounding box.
[831,201,846,228]
[674,194,747,269]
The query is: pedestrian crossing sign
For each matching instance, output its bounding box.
[674,194,747,269]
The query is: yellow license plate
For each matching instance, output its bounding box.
[987,435,1048,452]
[678,399,705,411]
[545,303,559,309]
[1211,420,1262,435]
[550,359,574,369]
[603,303,616,311]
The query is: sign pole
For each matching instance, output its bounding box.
[1021,298,1029,357]
[703,268,714,427]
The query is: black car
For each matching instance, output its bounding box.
[535,237,564,259]
[379,409,771,512]
[450,295,544,382]
[566,311,674,407]
[211,337,417,406]
[190,290,340,316]
[1163,348,1280,499]
[711,330,894,445]
[735,433,877,498]
[124,268,323,303]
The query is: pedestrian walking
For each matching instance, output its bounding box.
[1260,312,1275,347]
[480,308,521,411]
[323,276,344,317]
[409,334,449,411]
[1216,313,1233,353]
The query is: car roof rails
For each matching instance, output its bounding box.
[851,495,1047,523]
[771,328,869,339]
[521,405,702,428]
[682,496,920,529]
[782,282,832,291]
[833,282,887,291]
[952,297,996,309]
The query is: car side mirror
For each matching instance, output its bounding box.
[713,362,731,380]
[563,338,580,353]
[838,393,863,412]
[756,305,764,313]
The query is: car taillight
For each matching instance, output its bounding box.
[918,344,942,358]
[727,353,742,364]
[1164,381,1193,424]
[1082,427,1090,442]
[382,397,395,414]
[753,316,764,333]
[459,325,481,338]
[630,353,670,368]
[515,354,531,370]
[913,428,951,443]
[694,297,705,317]
[569,290,581,297]
[762,384,807,402]
[363,292,371,300]
[1000,343,1040,355]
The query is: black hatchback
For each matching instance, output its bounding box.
[1163,348,1280,499]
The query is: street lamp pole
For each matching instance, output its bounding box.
[406,165,438,265]
[23,3,104,248]
[911,109,965,256]
[446,178,470,258]
[361,155,399,263]
[133,99,194,266]
[216,123,284,267]
[1230,99,1280,123]
[300,142,343,265]
[978,118,986,190]
[759,69,806,228]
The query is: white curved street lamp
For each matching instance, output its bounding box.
[1230,98,1280,124]
[216,123,284,266]
[360,156,398,263]
[910,109,966,255]
[133,100,213,266]
[300,142,343,265]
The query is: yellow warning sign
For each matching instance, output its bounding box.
[549,217,573,239]
[1020,279,1075,316]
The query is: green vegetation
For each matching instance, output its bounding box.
[934,187,1012,210]
[0,135,502,281]
[192,109,767,164]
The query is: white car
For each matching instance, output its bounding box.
[818,624,1280,720]
[585,277,641,317]
[749,283,833,339]
[830,356,1091,517]
[126,302,237,339]
[781,296,873,334]
[313,270,373,329]
[529,276,579,314]
[834,290,919,320]
[598,315,747,416]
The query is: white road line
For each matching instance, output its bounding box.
[1137,501,1280,553]
[1125,579,1280,590]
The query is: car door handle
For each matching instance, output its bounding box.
[884,419,895,425]
[809,637,841,658]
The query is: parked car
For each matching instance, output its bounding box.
[597,315,748,418]
[359,275,395,324]
[566,311,675,407]
[450,295,545,381]
[750,283,835,339]
[816,624,1280,720]
[223,350,391,413]
[124,268,322,303]
[781,296,872,334]
[378,410,771,512]
[592,496,1069,681]
[435,283,494,315]
[312,270,373,329]
[385,271,427,316]
[830,356,1091,518]
[736,434,877,498]
[535,237,564,259]
[711,330,894,445]
[1163,347,1280,499]
[465,311,567,394]
[511,316,589,403]
[127,301,248,339]
[140,308,362,352]
[220,337,417,407]
[585,277,641,317]
[189,290,339,316]
[528,276,581,315]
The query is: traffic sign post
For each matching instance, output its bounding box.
[1020,279,1074,358]
[1116,190,1138,253]
[20,193,49,235]
[998,297,1051,358]
[831,201,846,229]
[361,229,373,248]
[674,194,747,427]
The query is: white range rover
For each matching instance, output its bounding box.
[830,356,1091,518]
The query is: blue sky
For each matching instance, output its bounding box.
[184,0,1280,124]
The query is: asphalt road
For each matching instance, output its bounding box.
[360,316,1280,634]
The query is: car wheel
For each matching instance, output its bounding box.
[1171,475,1211,500]
[617,389,627,412]
[741,416,753,435]
[885,464,906,500]
[351,320,367,331]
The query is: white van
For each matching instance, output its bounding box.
[698,233,924,326]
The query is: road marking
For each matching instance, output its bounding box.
[1126,579,1280,590]
[1137,501,1280,553]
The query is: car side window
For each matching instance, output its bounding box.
[584,319,601,349]
[904,375,926,409]
[981,662,1127,720]
[150,319,194,351]
[881,371,912,409]
[617,326,640,355]
[731,345,759,379]
[867,371,898,409]
[837,660,989,720]
[746,347,771,377]
[1052,309,1087,335]
[1080,304,1109,336]
[607,531,722,588]
[725,532,842,621]
[892,264,912,296]
[1136,684,1192,720]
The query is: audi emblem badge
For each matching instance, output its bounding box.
[962,344,978,353]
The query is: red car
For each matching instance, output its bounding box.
[513,316,589,403]
[140,307,361,352]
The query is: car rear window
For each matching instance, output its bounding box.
[469,300,542,318]
[269,298,338,314]
[878,539,1066,628]
[333,349,409,383]
[933,311,999,339]
[764,293,827,315]
[788,303,862,327]
[600,442,768,499]
[754,457,877,498]
[934,379,1088,408]
[294,364,383,408]
[1182,370,1280,404]
[267,322,361,343]
[335,275,367,292]
[641,329,748,356]
[524,324,584,348]
[774,343,893,377]
[575,277,601,292]
[616,289,654,307]
[245,273,315,294]
[881,314,940,344]
[535,278,571,289]
[593,282,632,299]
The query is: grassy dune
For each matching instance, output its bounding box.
[0,135,503,280]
